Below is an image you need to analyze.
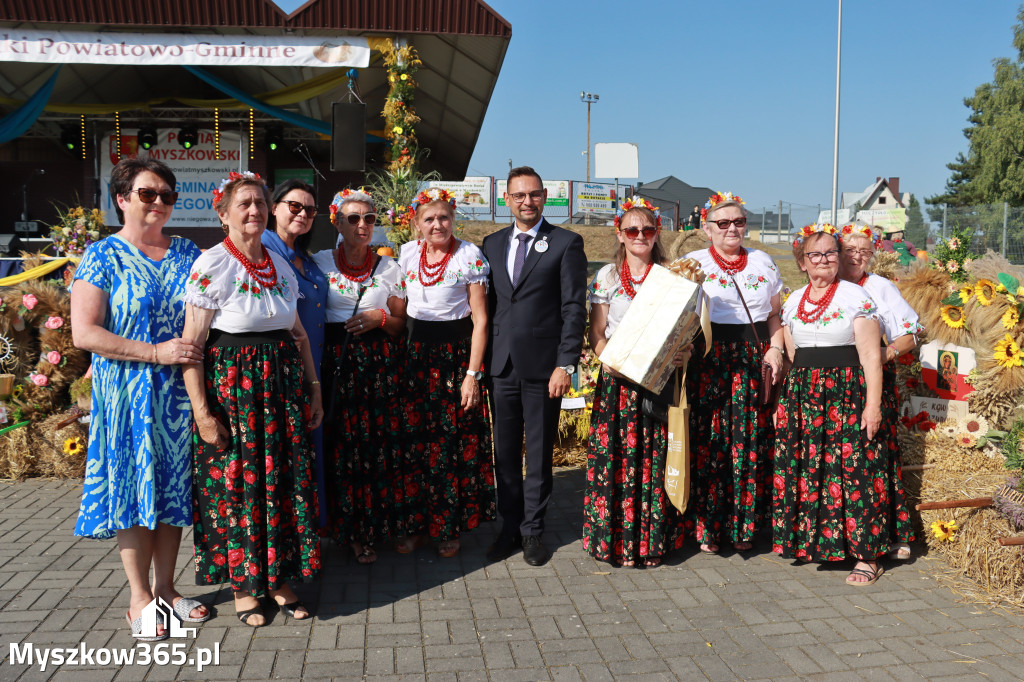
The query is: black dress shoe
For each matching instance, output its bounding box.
[521,535,551,566]
[486,533,521,562]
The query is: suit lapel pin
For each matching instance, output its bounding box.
[534,237,549,253]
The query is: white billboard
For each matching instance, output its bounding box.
[426,177,492,208]
[0,30,371,68]
[99,128,244,228]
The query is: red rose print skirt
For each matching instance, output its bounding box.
[192,336,321,596]
[684,337,774,546]
[772,365,892,562]
[881,365,915,544]
[321,329,404,546]
[582,368,684,565]
[397,335,496,542]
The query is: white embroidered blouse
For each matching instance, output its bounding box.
[860,273,924,343]
[686,248,783,324]
[782,280,879,348]
[588,262,648,339]
[183,243,298,333]
[398,240,489,321]
[311,250,406,323]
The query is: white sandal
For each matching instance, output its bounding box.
[888,542,911,561]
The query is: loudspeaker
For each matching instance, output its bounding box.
[331,102,366,172]
[307,215,339,254]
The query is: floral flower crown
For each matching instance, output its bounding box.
[409,188,456,213]
[700,191,745,220]
[840,223,882,249]
[614,196,661,228]
[329,188,374,225]
[793,223,839,248]
[211,171,264,208]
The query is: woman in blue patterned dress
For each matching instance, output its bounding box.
[71,157,210,641]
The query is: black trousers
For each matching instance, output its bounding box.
[490,360,561,537]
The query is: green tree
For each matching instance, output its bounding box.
[930,6,1024,207]
[904,195,929,246]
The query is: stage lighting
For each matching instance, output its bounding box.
[60,125,79,154]
[265,125,283,152]
[138,125,158,150]
[178,124,198,150]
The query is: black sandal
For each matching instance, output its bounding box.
[845,563,884,586]
[236,607,264,627]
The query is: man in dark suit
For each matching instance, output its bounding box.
[481,166,587,566]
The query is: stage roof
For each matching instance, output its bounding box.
[0,0,511,178]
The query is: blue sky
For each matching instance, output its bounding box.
[275,1,1021,219]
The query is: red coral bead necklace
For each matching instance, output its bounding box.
[796,278,839,323]
[710,245,747,275]
[336,245,374,282]
[224,236,278,289]
[620,259,654,299]
[418,237,456,286]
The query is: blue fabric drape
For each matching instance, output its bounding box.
[0,67,62,145]
[183,65,331,135]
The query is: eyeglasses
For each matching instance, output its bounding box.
[621,226,658,239]
[806,250,840,263]
[710,217,747,230]
[509,190,545,203]
[342,212,376,226]
[129,188,178,205]
[279,200,317,217]
[847,248,874,258]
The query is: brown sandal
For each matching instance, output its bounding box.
[438,539,460,558]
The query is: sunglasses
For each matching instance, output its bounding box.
[279,200,318,217]
[710,217,747,230]
[129,188,178,205]
[621,226,658,239]
[342,212,376,226]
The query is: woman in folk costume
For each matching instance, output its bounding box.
[773,224,891,586]
[838,222,921,560]
[684,192,784,554]
[583,197,688,567]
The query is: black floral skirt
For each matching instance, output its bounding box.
[192,334,321,596]
[582,369,684,564]
[772,364,892,562]
[321,329,404,546]
[881,364,915,544]
[684,337,774,546]
[398,334,496,542]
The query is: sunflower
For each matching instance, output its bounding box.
[975,279,997,305]
[993,333,1024,369]
[1002,307,1020,330]
[940,304,966,329]
[930,519,957,542]
[63,437,85,457]
[958,285,973,305]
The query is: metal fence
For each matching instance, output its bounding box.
[935,203,1024,265]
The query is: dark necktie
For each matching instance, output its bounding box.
[512,233,530,286]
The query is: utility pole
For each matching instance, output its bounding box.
[580,92,599,182]
[830,0,843,225]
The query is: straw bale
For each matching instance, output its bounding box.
[0,410,86,479]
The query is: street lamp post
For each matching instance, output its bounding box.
[580,92,599,182]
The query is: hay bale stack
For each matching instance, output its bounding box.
[911,423,1024,607]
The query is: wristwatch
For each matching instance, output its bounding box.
[559,364,576,376]
[466,369,485,380]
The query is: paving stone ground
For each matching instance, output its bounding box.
[1,470,1022,681]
